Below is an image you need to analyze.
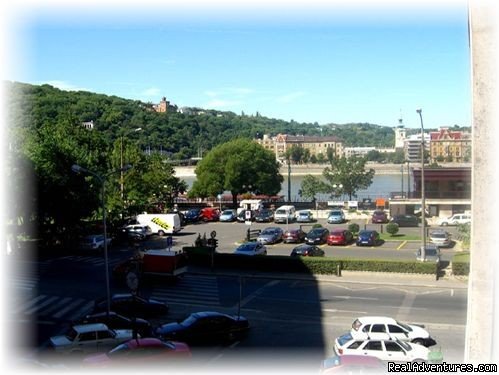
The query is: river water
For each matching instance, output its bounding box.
[179,172,409,201]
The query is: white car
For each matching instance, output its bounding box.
[124,224,152,237]
[79,234,112,251]
[334,333,430,362]
[437,213,471,226]
[351,316,436,347]
[50,323,136,354]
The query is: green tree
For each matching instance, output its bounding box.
[189,139,283,207]
[300,174,325,202]
[386,222,400,236]
[322,156,375,200]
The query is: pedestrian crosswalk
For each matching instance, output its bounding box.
[150,274,220,307]
[56,255,123,268]
[11,293,94,322]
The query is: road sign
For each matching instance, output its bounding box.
[210,230,217,239]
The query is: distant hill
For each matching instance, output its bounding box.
[5,81,468,159]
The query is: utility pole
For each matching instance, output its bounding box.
[416,109,426,261]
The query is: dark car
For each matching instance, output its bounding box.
[282,228,307,243]
[371,210,389,224]
[75,311,153,337]
[290,244,325,257]
[183,208,202,223]
[255,209,274,223]
[155,311,250,345]
[305,227,330,245]
[390,214,419,227]
[94,294,169,318]
[356,230,381,246]
[327,229,354,246]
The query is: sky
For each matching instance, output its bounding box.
[1,0,473,129]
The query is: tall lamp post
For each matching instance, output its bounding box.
[416,109,426,261]
[72,164,132,315]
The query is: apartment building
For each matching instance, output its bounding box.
[429,127,472,163]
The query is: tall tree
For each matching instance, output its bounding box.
[189,139,283,207]
[322,156,375,200]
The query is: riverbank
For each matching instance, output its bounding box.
[174,162,471,177]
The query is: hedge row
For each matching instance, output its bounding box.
[452,261,470,276]
[183,247,438,275]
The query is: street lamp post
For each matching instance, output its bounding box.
[416,109,426,261]
[72,164,132,315]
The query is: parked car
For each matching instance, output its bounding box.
[78,234,112,251]
[437,213,471,226]
[50,323,135,355]
[156,311,250,344]
[123,225,152,238]
[296,210,315,223]
[255,209,274,223]
[327,210,346,224]
[74,311,153,337]
[327,229,354,246]
[390,214,420,227]
[257,227,284,245]
[93,293,169,318]
[199,207,220,222]
[237,209,255,222]
[334,333,430,363]
[82,338,191,367]
[219,209,237,222]
[416,244,441,264]
[429,230,452,248]
[371,210,389,224]
[183,208,202,223]
[290,244,325,257]
[356,230,381,246]
[320,355,385,374]
[282,228,307,244]
[350,316,436,347]
[305,227,330,245]
[233,242,267,256]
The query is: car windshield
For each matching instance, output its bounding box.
[182,315,199,327]
[396,321,413,332]
[261,229,276,235]
[337,333,353,346]
[222,210,233,215]
[425,248,439,256]
[309,229,322,236]
[108,343,131,357]
[396,339,412,351]
[431,233,447,239]
[237,244,255,252]
[66,328,78,341]
[330,211,342,216]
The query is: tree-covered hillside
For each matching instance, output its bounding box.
[6,81,404,158]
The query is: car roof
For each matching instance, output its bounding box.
[330,229,347,234]
[125,338,165,348]
[355,316,397,324]
[191,311,230,319]
[73,323,109,332]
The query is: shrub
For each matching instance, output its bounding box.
[312,223,323,229]
[385,223,400,236]
[348,223,360,235]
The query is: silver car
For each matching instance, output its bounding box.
[429,230,451,247]
[416,244,441,264]
[256,227,283,245]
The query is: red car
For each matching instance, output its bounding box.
[327,229,354,246]
[199,207,220,222]
[282,228,306,243]
[82,338,191,367]
[371,210,389,224]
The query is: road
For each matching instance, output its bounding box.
[6,239,467,370]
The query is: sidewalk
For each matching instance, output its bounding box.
[188,265,469,289]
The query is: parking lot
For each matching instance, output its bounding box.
[166,217,461,263]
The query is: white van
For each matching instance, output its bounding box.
[273,205,296,224]
[136,213,182,235]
